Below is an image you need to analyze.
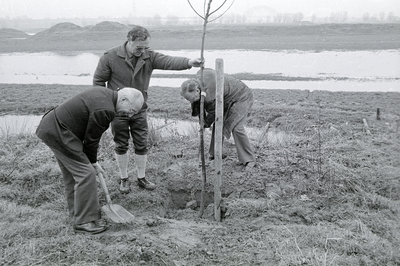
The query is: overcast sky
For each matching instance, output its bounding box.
[1,0,399,19]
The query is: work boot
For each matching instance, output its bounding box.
[244,161,256,170]
[74,221,108,234]
[209,154,227,160]
[137,177,156,190]
[119,178,131,194]
[95,219,108,227]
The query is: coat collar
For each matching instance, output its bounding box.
[117,41,150,60]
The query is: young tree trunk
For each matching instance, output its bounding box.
[198,0,213,218]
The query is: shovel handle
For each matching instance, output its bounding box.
[97,172,112,205]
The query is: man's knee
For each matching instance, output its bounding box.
[134,148,148,155]
[114,142,129,155]
[131,131,148,154]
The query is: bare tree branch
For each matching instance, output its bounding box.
[187,0,205,19]
[209,0,228,17]
[209,0,236,22]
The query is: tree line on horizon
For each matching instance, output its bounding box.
[1,11,399,31]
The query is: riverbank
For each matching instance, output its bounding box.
[1,23,400,53]
[1,83,400,128]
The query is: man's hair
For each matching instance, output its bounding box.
[180,79,200,96]
[127,26,151,42]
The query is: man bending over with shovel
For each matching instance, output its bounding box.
[36,87,144,234]
[180,68,256,169]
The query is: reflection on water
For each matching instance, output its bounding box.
[0,115,204,138]
[0,115,43,136]
[0,115,272,143]
[0,50,399,92]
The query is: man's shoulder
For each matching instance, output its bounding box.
[80,87,111,97]
[146,49,167,58]
[103,43,124,56]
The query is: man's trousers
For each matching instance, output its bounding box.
[50,147,101,225]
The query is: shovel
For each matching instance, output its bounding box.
[97,172,135,223]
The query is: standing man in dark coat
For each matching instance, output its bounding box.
[36,87,144,234]
[180,69,256,168]
[93,25,202,193]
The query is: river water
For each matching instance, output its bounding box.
[0,114,270,142]
[1,49,399,92]
[0,114,198,137]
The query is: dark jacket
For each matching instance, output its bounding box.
[192,69,253,139]
[36,87,118,164]
[93,41,191,109]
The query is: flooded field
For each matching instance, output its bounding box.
[0,114,276,142]
[0,115,196,137]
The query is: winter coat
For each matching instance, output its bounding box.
[192,69,253,139]
[93,41,191,109]
[36,87,118,164]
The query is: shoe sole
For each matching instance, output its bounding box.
[119,180,131,194]
[119,189,131,194]
[138,185,156,191]
[74,227,108,234]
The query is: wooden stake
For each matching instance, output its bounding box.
[376,108,381,120]
[363,118,371,135]
[214,58,224,222]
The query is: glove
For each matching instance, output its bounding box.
[91,162,104,175]
[203,120,213,129]
[191,101,200,117]
[204,112,215,129]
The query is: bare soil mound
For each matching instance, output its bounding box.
[30,22,85,41]
[40,22,83,33]
[87,21,130,32]
[0,28,28,39]
[30,21,129,42]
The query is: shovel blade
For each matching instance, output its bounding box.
[102,204,135,223]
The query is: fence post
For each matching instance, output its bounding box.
[214,58,224,222]
[376,108,381,120]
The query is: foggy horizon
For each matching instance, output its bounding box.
[1,0,399,21]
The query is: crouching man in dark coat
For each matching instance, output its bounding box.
[36,87,144,234]
[180,68,256,168]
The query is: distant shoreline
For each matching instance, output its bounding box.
[1,23,400,53]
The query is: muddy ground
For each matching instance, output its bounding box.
[1,85,399,265]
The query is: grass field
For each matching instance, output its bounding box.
[1,23,400,265]
[1,83,400,265]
